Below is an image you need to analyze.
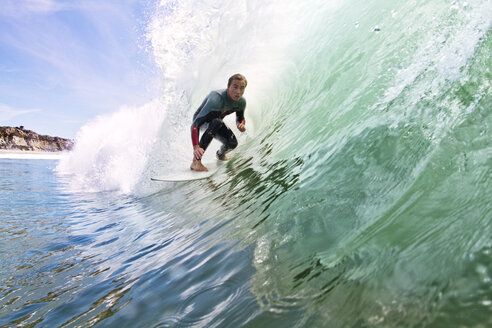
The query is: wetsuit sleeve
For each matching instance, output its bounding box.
[191,125,199,146]
[236,98,246,125]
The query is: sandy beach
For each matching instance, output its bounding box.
[0,149,68,159]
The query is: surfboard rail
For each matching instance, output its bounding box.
[151,159,226,182]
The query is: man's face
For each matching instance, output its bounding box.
[227,79,246,101]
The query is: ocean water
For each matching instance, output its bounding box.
[2,0,492,327]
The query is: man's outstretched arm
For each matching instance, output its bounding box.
[191,124,204,160]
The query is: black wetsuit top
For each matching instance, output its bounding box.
[191,89,246,146]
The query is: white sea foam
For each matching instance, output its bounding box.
[57,100,164,193]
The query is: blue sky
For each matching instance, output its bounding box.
[0,0,159,138]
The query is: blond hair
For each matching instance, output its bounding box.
[228,73,247,87]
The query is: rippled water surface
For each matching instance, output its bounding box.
[0,159,262,327]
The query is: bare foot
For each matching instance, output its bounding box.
[190,158,208,171]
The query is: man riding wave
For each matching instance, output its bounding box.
[190,74,247,171]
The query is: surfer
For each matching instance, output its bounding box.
[190,74,247,171]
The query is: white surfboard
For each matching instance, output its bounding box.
[151,159,226,182]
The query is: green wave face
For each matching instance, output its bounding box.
[186,1,492,326]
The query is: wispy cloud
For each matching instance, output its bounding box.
[1,1,153,97]
[1,0,63,18]
[0,103,41,123]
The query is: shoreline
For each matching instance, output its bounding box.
[0,149,67,155]
[0,149,69,160]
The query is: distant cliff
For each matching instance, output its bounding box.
[0,126,73,152]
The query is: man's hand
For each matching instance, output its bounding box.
[237,122,246,132]
[193,145,205,160]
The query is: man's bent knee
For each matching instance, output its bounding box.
[229,137,238,150]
